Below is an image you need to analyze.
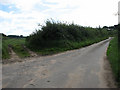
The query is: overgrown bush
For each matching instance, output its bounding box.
[26,20,116,51]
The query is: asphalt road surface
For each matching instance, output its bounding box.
[2,38,116,88]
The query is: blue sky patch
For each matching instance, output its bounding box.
[0,4,18,12]
[42,0,58,5]
[34,3,50,11]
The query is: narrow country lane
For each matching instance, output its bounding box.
[2,38,116,88]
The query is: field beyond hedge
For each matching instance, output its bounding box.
[2,37,30,59]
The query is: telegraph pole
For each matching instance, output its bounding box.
[118,1,120,87]
[118,2,120,38]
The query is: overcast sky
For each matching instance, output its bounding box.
[0,0,119,36]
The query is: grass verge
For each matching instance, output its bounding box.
[107,37,120,87]
[34,37,108,55]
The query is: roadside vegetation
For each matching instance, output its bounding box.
[107,37,120,87]
[2,20,117,59]
[2,36,30,59]
[26,20,116,55]
[2,40,10,59]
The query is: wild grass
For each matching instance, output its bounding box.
[2,40,10,59]
[107,37,120,87]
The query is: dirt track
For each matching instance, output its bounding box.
[2,38,117,88]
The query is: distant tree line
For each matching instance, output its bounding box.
[7,35,24,38]
[1,33,25,38]
[103,25,119,30]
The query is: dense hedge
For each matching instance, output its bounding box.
[26,20,116,50]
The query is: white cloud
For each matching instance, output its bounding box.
[0,10,47,36]
[0,0,43,11]
[0,0,119,36]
